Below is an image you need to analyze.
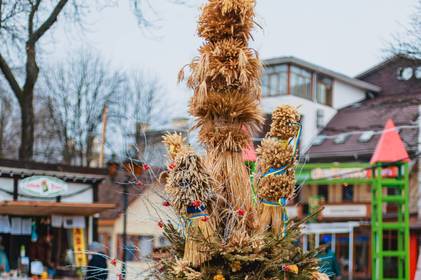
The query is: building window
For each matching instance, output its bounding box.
[98,232,111,256]
[316,109,324,129]
[342,185,354,202]
[139,235,154,260]
[290,66,312,100]
[316,75,333,106]
[358,131,374,143]
[312,135,325,146]
[396,67,413,80]
[415,66,421,79]
[318,185,329,203]
[333,133,350,144]
[117,235,154,261]
[262,65,288,96]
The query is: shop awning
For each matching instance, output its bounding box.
[0,201,115,216]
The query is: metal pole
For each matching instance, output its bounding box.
[122,183,128,279]
[332,233,336,253]
[404,162,410,280]
[99,105,108,167]
[303,234,308,251]
[349,227,354,280]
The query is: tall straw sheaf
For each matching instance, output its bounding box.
[154,0,323,279]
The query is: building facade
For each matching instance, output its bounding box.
[303,55,421,279]
[259,56,380,150]
[0,159,113,278]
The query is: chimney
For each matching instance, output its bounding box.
[171,117,189,130]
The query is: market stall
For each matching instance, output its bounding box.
[0,159,114,278]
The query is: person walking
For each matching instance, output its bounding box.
[317,238,341,280]
[85,242,108,280]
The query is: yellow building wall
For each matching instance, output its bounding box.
[99,185,175,266]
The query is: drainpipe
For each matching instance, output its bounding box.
[418,105,421,218]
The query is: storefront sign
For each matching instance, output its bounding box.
[322,204,368,218]
[73,228,87,267]
[19,176,68,197]
[286,206,298,218]
[310,166,398,180]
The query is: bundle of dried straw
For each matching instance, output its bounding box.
[255,105,301,235]
[164,139,217,267]
[180,0,263,234]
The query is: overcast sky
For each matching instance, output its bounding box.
[50,0,418,118]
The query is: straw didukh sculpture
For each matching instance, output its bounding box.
[153,1,322,279]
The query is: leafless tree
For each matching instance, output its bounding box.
[390,0,421,59]
[0,0,186,161]
[42,50,124,167]
[0,86,19,158]
[126,71,167,130]
[116,71,169,162]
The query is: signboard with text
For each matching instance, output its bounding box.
[19,176,68,198]
[73,228,87,267]
[309,166,398,180]
[322,204,368,218]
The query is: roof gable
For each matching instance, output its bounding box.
[357,55,421,96]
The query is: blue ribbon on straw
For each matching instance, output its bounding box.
[263,166,287,177]
[186,205,206,214]
[189,213,209,220]
[261,198,289,237]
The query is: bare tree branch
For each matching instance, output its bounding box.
[389,0,421,59]
[0,51,21,97]
[29,0,68,44]
[41,50,125,166]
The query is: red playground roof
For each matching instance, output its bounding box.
[370,119,409,164]
[243,143,257,162]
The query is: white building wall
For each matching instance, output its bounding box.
[112,186,174,245]
[101,186,176,278]
[61,182,93,203]
[0,178,14,201]
[260,80,367,152]
[332,81,366,109]
[260,95,337,151]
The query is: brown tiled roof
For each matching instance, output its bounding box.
[307,93,421,162]
[98,166,164,220]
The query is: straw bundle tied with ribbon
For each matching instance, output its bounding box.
[255,105,302,236]
[163,133,217,267]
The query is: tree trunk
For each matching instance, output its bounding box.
[18,94,35,160]
[19,42,38,161]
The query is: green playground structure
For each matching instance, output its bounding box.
[295,161,410,280]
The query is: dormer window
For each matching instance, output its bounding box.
[416,66,421,79]
[333,133,350,144]
[397,67,414,80]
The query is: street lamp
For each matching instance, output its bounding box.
[120,160,143,279]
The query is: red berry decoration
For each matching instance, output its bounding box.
[111,258,117,266]
[168,162,176,170]
[162,201,171,207]
[158,220,164,228]
[192,200,202,208]
[201,216,209,222]
[237,209,246,216]
[143,164,150,171]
